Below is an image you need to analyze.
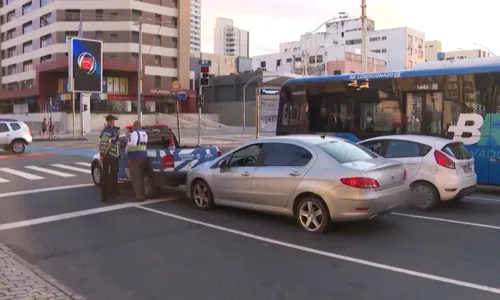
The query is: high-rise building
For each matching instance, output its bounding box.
[190,0,201,52]
[0,0,195,114]
[214,17,249,58]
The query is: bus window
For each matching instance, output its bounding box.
[308,81,350,133]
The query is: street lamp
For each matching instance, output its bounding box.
[302,13,350,76]
[134,18,171,123]
[473,43,497,57]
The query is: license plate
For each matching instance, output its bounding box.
[463,166,472,173]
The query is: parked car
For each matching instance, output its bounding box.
[358,135,476,211]
[0,119,32,154]
[186,135,409,234]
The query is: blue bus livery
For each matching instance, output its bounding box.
[277,57,500,185]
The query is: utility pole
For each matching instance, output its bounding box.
[361,0,368,73]
[197,51,202,145]
[137,20,143,123]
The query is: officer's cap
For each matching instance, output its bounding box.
[105,114,118,121]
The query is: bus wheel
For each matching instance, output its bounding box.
[410,182,440,211]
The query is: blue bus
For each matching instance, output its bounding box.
[277,57,500,185]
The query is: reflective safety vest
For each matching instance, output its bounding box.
[99,126,120,157]
[127,129,148,159]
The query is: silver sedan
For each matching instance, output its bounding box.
[186,135,409,233]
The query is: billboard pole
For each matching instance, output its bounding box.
[72,79,76,138]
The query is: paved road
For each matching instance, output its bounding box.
[1,152,500,299]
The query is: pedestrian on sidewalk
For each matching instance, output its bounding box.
[99,115,120,202]
[48,118,56,139]
[41,118,47,139]
[127,120,148,202]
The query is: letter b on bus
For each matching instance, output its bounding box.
[448,113,484,145]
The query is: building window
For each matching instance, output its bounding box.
[23,22,33,34]
[155,14,161,23]
[22,79,34,89]
[65,31,78,38]
[7,47,16,58]
[172,37,178,48]
[154,55,161,65]
[95,9,103,21]
[95,31,103,40]
[286,58,292,63]
[381,49,387,53]
[6,29,15,40]
[23,60,33,72]
[132,9,142,20]
[7,64,17,75]
[65,10,80,21]
[154,76,161,88]
[382,36,386,40]
[23,41,33,53]
[40,0,52,6]
[40,13,51,27]
[22,2,32,15]
[154,36,161,46]
[172,57,177,68]
[40,55,52,64]
[316,55,323,63]
[171,17,178,27]
[6,10,15,22]
[132,32,139,43]
[40,34,52,47]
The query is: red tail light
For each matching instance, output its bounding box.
[434,150,455,169]
[340,177,379,188]
[162,154,175,169]
[404,169,407,180]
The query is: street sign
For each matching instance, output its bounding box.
[176,91,187,101]
[198,59,212,67]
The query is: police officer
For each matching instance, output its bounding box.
[126,120,148,202]
[99,115,120,202]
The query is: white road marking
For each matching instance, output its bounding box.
[0,183,94,199]
[0,177,9,183]
[51,164,90,174]
[0,198,178,231]
[24,166,75,178]
[390,212,500,230]
[75,162,91,167]
[0,168,44,180]
[136,205,500,295]
[465,196,500,203]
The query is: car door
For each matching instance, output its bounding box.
[211,143,264,203]
[0,123,11,145]
[250,142,314,208]
[384,140,428,181]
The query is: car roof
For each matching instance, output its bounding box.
[362,134,454,148]
[252,134,345,145]
[0,119,20,122]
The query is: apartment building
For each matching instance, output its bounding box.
[214,17,249,58]
[190,0,201,52]
[0,0,196,114]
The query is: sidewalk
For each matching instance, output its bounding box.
[0,244,84,300]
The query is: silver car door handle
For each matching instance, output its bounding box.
[241,172,250,177]
[289,172,301,176]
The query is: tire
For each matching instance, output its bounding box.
[10,139,26,154]
[410,182,440,211]
[91,163,102,186]
[144,172,158,199]
[190,179,214,210]
[295,196,331,234]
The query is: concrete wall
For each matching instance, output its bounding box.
[0,113,221,133]
[204,101,256,126]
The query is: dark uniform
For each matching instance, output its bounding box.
[99,116,120,201]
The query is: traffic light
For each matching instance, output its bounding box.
[196,95,204,108]
[200,66,209,86]
[83,104,88,112]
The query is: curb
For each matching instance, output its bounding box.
[33,138,88,142]
[0,243,86,300]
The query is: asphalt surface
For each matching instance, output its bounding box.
[1,138,500,299]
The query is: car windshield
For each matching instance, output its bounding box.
[315,140,377,163]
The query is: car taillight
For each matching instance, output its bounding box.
[340,177,379,188]
[404,169,407,180]
[434,150,455,169]
[162,154,175,169]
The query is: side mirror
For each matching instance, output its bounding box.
[219,159,229,172]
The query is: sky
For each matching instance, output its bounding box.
[201,0,497,57]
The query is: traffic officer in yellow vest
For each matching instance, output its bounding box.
[127,120,148,202]
[99,115,120,202]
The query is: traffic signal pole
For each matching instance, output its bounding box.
[197,52,202,146]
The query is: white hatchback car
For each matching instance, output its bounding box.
[359,135,476,211]
[0,119,32,154]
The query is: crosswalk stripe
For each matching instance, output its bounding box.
[51,164,90,174]
[0,168,44,180]
[0,177,9,183]
[24,166,75,178]
[75,162,91,167]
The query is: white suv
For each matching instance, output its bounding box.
[0,119,33,154]
[359,135,477,211]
